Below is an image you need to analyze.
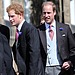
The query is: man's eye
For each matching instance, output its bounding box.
[43,12,46,14]
[11,16,14,17]
[43,12,51,14]
[47,12,50,14]
[9,15,14,18]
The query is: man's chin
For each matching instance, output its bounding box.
[11,24,16,26]
[46,21,51,24]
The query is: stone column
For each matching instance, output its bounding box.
[0,0,4,24]
[63,0,71,25]
[11,0,24,5]
[59,0,63,22]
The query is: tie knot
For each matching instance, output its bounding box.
[16,28,19,33]
[49,25,54,40]
[50,25,53,28]
[49,25,53,32]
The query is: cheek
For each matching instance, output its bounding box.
[14,15,19,20]
[14,17,19,22]
[50,14,54,19]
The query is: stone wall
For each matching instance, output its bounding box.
[0,0,4,24]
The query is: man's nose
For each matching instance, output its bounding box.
[9,17,12,21]
[45,13,48,17]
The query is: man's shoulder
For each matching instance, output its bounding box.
[23,21,35,27]
[0,32,5,37]
[23,21,37,32]
[0,32,7,42]
[56,21,70,27]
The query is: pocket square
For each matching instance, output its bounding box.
[62,34,65,36]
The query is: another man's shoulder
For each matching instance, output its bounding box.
[25,21,35,28]
[57,21,69,26]
[57,22,70,28]
[0,32,7,41]
[24,21,38,31]
[0,32,5,37]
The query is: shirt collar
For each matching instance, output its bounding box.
[17,19,25,31]
[45,20,56,29]
[45,22,49,29]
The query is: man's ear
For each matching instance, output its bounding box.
[54,11,56,16]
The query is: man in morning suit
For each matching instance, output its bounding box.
[37,1,75,75]
[6,3,40,75]
[0,32,15,75]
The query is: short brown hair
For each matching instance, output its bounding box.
[6,3,24,16]
[42,1,56,12]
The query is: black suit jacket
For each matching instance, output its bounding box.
[0,24,10,43]
[0,32,15,75]
[73,33,75,38]
[37,22,75,75]
[12,21,40,75]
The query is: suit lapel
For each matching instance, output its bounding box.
[17,21,26,47]
[38,24,47,53]
[18,21,27,39]
[56,22,64,51]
